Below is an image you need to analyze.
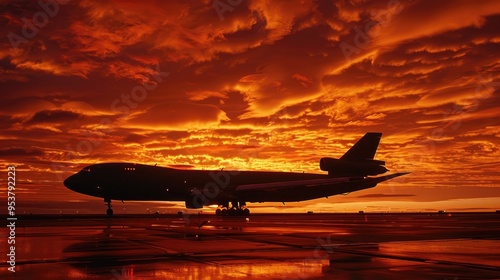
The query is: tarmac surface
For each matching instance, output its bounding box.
[1,212,500,279]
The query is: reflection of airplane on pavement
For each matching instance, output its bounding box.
[64,132,408,216]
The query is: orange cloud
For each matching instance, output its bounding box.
[124,103,229,130]
[186,90,228,101]
[0,0,499,214]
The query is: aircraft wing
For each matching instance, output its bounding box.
[235,177,349,192]
[234,172,410,193]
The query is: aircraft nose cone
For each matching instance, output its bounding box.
[64,174,79,191]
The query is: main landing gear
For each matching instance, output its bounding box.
[215,201,250,216]
[105,198,113,216]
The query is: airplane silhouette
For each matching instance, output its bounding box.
[64,132,408,216]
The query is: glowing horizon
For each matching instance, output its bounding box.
[0,0,499,214]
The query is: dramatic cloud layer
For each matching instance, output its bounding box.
[0,0,499,214]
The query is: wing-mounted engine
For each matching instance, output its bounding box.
[185,198,204,209]
[185,187,231,209]
[319,157,388,177]
[185,188,209,209]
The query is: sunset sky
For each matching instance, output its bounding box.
[1,0,499,214]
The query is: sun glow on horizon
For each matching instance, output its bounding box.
[0,0,499,214]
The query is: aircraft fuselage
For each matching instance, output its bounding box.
[64,162,351,203]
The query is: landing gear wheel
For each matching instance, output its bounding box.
[243,208,250,216]
[106,208,113,216]
[218,202,250,216]
[236,208,244,216]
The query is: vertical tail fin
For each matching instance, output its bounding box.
[340,132,382,161]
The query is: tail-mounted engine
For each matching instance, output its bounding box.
[320,157,388,177]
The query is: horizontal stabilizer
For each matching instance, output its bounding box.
[367,172,410,184]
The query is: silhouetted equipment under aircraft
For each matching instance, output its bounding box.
[64,132,409,216]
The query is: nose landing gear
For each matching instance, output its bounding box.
[105,198,113,216]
